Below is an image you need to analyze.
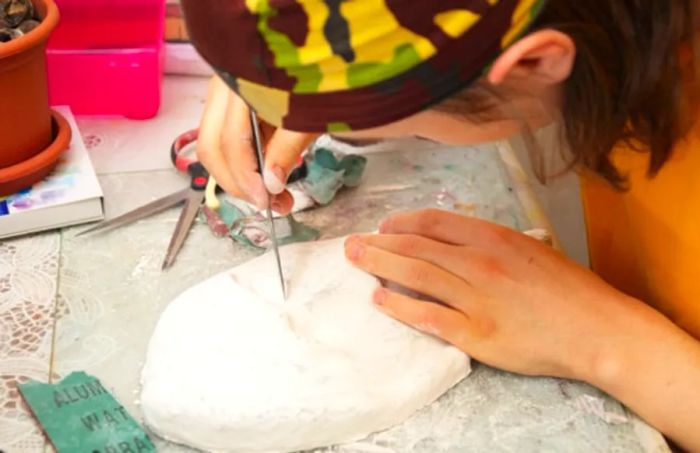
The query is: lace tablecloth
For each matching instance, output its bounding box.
[1,234,60,451]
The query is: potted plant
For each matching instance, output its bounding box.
[0,0,71,196]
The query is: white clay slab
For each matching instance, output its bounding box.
[140,237,470,453]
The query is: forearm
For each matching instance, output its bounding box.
[585,300,700,452]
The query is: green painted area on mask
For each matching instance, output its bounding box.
[252,0,322,93]
[530,0,547,22]
[327,122,352,133]
[347,43,421,89]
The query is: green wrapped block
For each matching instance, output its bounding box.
[302,159,346,205]
[338,154,368,187]
[312,148,340,169]
[302,148,367,204]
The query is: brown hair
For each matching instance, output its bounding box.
[436,0,699,187]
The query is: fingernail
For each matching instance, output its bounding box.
[373,288,387,306]
[264,165,286,195]
[346,237,364,261]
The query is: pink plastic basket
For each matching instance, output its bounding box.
[47,0,165,119]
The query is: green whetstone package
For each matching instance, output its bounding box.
[18,371,155,453]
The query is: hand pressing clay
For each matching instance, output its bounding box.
[140,237,470,452]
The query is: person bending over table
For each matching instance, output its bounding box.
[180,1,700,450]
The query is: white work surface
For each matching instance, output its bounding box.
[1,76,670,453]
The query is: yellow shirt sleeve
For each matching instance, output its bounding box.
[581,122,700,340]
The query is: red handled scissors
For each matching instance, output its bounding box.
[78,129,209,270]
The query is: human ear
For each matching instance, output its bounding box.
[487,29,576,86]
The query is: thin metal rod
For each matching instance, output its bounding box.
[250,109,287,300]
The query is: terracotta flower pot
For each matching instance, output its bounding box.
[0,109,71,196]
[0,0,60,169]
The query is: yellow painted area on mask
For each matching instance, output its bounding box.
[502,0,539,47]
[315,57,352,91]
[244,0,533,93]
[244,0,434,92]
[289,0,437,92]
[340,0,435,71]
[295,0,351,91]
[294,1,332,64]
[237,78,290,127]
[433,10,481,39]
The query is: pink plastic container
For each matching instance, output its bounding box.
[46,0,165,119]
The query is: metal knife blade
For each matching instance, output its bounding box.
[250,109,287,300]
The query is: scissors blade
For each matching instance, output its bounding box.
[250,109,287,300]
[77,188,190,237]
[161,189,205,270]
